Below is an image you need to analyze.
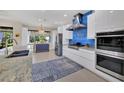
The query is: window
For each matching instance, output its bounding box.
[29,32,50,44]
[0,31,13,49]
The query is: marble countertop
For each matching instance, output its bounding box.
[0,55,32,63]
[0,55,32,82]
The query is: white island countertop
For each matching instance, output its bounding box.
[0,55,32,82]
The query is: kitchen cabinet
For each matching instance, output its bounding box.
[63,46,95,71]
[63,25,73,45]
[87,13,95,39]
[95,10,124,33]
[58,25,73,45]
[63,25,73,39]
[63,46,121,82]
[57,26,63,33]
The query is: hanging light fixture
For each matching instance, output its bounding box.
[39,24,44,34]
[38,18,46,34]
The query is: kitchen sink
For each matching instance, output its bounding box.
[6,50,29,58]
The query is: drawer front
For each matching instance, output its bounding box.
[63,48,95,61]
[63,49,95,70]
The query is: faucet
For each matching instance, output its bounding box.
[6,38,18,55]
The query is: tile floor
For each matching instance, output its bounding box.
[56,69,107,82]
[32,50,60,64]
[32,50,107,82]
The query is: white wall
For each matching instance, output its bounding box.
[21,27,30,45]
[0,19,23,46]
[0,19,35,47]
[50,30,57,50]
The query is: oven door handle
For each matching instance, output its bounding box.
[96,52,124,60]
[96,35,124,37]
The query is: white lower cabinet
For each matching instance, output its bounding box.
[63,47,121,82]
[63,47,95,71]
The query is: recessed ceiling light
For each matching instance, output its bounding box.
[38,19,42,22]
[109,10,114,13]
[64,14,67,17]
[41,10,46,12]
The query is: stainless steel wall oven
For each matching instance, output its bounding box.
[96,30,124,81]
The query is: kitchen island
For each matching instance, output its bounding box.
[35,43,49,53]
[0,55,32,82]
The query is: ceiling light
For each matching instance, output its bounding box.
[64,14,67,17]
[38,19,42,22]
[41,10,46,12]
[109,10,114,13]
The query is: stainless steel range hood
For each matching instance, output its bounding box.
[66,13,86,31]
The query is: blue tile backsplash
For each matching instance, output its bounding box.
[70,11,95,47]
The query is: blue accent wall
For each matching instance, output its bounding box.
[71,11,95,47]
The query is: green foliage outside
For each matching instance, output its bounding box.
[0,31,13,49]
[30,34,47,43]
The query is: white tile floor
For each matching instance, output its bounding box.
[32,50,60,64]
[56,69,107,82]
[32,50,107,82]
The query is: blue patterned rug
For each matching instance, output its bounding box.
[32,57,83,82]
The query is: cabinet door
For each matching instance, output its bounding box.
[87,13,95,39]
[58,26,63,33]
[95,10,124,33]
[95,11,110,32]
[63,25,73,39]
[62,26,68,45]
[67,31,73,39]
[62,25,73,44]
[108,11,124,31]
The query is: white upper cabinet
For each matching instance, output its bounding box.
[57,25,73,45]
[63,25,73,39]
[87,13,95,39]
[57,26,63,33]
[95,10,124,33]
[62,25,73,45]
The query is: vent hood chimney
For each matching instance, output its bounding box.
[66,13,86,31]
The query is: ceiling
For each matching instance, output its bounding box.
[0,10,88,30]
